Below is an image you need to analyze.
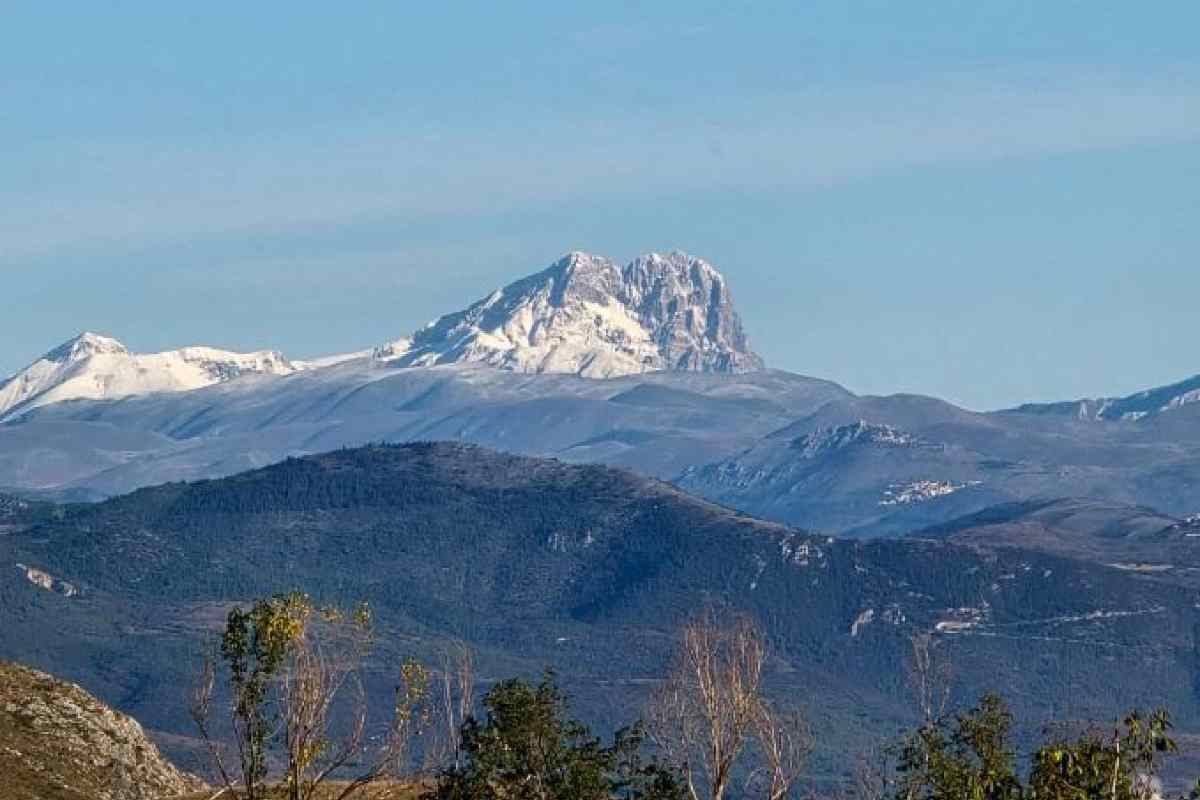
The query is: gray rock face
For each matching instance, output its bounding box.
[0,660,206,799]
[622,251,763,373]
[376,250,764,377]
[790,421,919,458]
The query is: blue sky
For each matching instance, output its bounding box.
[2,2,1198,409]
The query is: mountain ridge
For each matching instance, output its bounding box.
[0,331,297,422]
[1004,373,1200,421]
[3,250,763,422]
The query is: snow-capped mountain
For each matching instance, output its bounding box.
[373,250,764,378]
[1,250,760,422]
[0,332,296,421]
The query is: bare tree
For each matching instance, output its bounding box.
[648,609,770,800]
[894,632,954,800]
[276,602,372,800]
[751,702,811,800]
[429,640,474,773]
[907,633,951,727]
[189,646,238,796]
[331,657,432,800]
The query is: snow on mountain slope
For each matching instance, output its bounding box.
[291,349,372,370]
[374,250,764,378]
[0,249,759,420]
[0,332,297,421]
[1005,374,1200,421]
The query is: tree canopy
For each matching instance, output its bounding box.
[427,672,682,800]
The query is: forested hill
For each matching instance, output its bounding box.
[13,442,795,618]
[2,442,1198,781]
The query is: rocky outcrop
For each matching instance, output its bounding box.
[0,660,206,800]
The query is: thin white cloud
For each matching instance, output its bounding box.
[2,66,1198,263]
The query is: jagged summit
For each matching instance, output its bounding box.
[0,332,297,421]
[374,250,764,378]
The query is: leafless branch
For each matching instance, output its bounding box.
[752,702,811,800]
[648,609,770,800]
[907,633,951,726]
[189,643,238,796]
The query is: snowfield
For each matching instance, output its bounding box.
[0,332,297,421]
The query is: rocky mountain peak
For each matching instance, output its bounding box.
[375,250,764,378]
[621,251,758,372]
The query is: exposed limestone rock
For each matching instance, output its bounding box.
[0,660,206,799]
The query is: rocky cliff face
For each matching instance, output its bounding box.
[375,250,764,377]
[0,660,205,800]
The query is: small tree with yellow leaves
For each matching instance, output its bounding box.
[191,592,432,800]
